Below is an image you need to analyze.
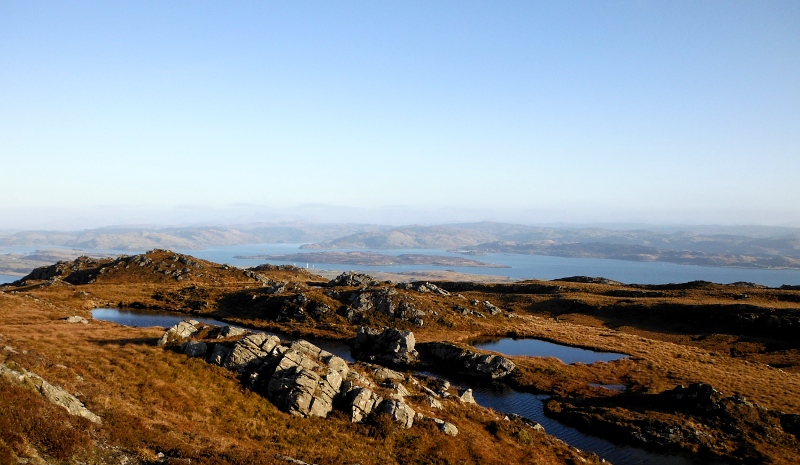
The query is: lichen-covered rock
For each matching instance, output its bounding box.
[352,327,418,366]
[224,333,281,372]
[65,315,88,324]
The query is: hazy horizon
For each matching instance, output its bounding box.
[2,203,800,232]
[2,2,798,230]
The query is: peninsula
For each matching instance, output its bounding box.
[234,251,509,268]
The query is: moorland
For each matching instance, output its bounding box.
[1,249,799,464]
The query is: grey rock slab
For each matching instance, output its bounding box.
[0,364,101,424]
[224,333,281,372]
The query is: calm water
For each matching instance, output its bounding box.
[4,242,800,287]
[473,338,628,364]
[96,308,708,465]
[0,274,19,284]
[466,382,700,465]
[90,308,353,362]
[176,243,800,287]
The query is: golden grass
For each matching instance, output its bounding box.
[0,290,599,465]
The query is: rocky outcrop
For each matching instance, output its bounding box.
[0,363,101,424]
[344,289,427,325]
[265,349,346,418]
[64,315,89,324]
[329,272,377,287]
[544,382,800,463]
[340,385,384,423]
[157,319,201,346]
[378,399,416,428]
[351,327,418,366]
[417,342,516,380]
[397,281,450,296]
[482,301,502,315]
[158,324,457,435]
[223,333,281,372]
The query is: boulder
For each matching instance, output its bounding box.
[459,388,476,404]
[378,399,416,428]
[217,326,247,339]
[341,386,384,422]
[65,315,88,324]
[373,366,405,381]
[434,418,459,436]
[483,301,502,315]
[352,327,418,366]
[158,320,201,346]
[425,395,443,410]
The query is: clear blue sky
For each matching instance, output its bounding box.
[1,1,799,228]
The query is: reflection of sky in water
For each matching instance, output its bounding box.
[90,308,353,362]
[473,338,627,364]
[0,274,19,284]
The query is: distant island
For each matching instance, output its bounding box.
[234,251,509,268]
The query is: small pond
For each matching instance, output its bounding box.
[0,274,20,285]
[90,308,353,362]
[473,337,628,364]
[466,382,699,465]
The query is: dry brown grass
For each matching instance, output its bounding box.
[0,289,599,465]
[4,251,800,463]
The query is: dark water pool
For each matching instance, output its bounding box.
[473,337,628,364]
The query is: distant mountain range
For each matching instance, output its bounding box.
[0,223,387,251]
[2,221,800,270]
[301,222,800,269]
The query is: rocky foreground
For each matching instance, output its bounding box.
[0,249,799,464]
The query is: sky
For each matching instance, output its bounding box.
[1,1,799,229]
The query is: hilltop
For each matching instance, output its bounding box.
[1,250,799,464]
